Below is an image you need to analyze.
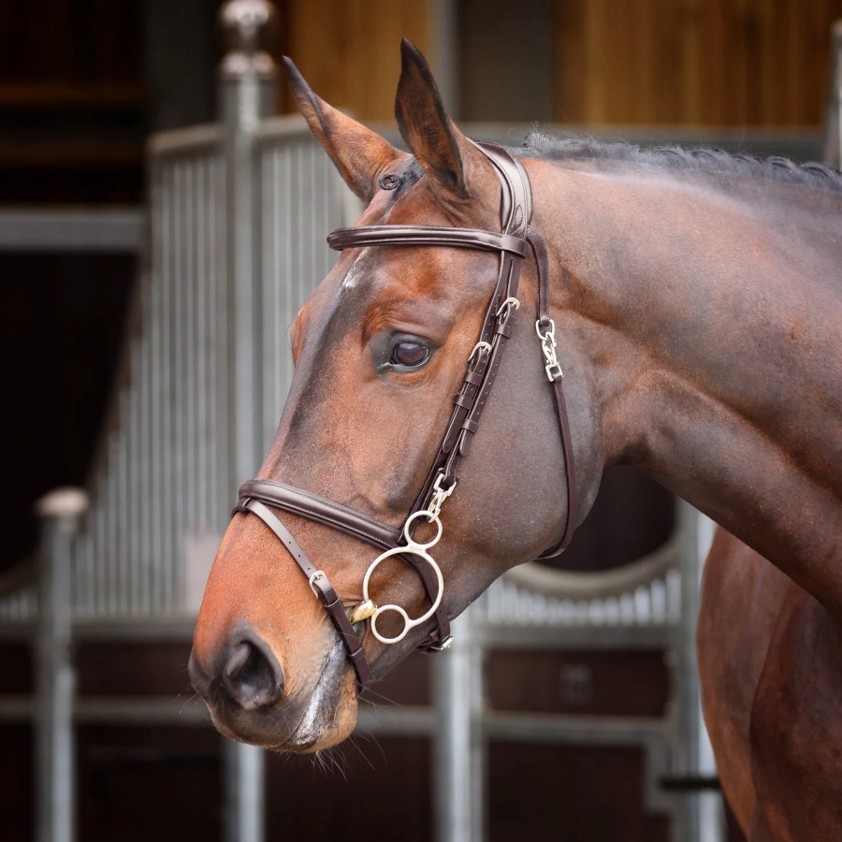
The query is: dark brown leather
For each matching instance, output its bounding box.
[234,499,371,687]
[237,478,452,651]
[527,224,579,557]
[234,140,578,690]
[327,225,528,257]
[239,479,401,548]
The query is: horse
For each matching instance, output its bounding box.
[188,41,842,840]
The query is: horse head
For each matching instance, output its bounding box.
[189,41,602,752]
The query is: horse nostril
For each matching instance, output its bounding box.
[220,632,285,711]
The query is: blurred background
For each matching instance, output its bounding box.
[0,1,840,841]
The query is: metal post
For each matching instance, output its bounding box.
[35,487,89,842]
[217,5,277,840]
[432,609,484,842]
[223,740,266,842]
[219,0,278,493]
[673,501,724,842]
[823,21,842,169]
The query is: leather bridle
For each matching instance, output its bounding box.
[233,141,578,689]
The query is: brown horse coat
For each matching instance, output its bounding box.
[190,42,842,840]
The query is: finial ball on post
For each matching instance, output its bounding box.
[220,0,278,78]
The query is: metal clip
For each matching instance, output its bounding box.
[427,473,457,518]
[535,319,563,381]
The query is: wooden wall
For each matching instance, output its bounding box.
[555,0,842,125]
[282,0,432,121]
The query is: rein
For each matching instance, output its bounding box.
[233,141,578,689]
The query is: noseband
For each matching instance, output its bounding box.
[233,141,578,689]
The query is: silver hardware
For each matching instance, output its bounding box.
[467,341,492,363]
[362,510,445,645]
[536,318,563,381]
[427,473,457,518]
[308,570,326,596]
[496,296,520,318]
[429,635,454,651]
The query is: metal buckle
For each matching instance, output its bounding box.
[429,635,454,652]
[496,296,520,319]
[308,570,326,596]
[535,318,563,381]
[427,473,457,518]
[467,341,492,363]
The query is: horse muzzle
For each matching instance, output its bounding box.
[188,625,358,752]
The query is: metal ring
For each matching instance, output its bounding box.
[535,318,555,341]
[402,510,443,549]
[468,341,492,362]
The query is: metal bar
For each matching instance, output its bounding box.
[433,610,483,842]
[217,6,278,841]
[0,209,143,252]
[223,742,265,842]
[473,621,671,650]
[673,502,724,842]
[481,712,669,745]
[34,488,88,842]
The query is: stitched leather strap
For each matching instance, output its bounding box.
[235,499,372,687]
[328,225,528,257]
[236,479,452,650]
[527,225,578,557]
[233,140,578,689]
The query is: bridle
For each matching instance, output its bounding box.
[233,141,578,689]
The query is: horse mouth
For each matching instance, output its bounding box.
[284,639,357,751]
[194,637,358,753]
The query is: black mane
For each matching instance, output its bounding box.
[521,132,842,193]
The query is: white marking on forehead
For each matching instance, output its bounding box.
[340,247,373,291]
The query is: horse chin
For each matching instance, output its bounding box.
[199,639,358,753]
[281,640,359,753]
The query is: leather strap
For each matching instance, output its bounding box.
[233,140,578,689]
[236,479,452,650]
[327,226,528,257]
[527,225,578,556]
[235,499,371,687]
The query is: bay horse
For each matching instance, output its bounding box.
[189,41,842,840]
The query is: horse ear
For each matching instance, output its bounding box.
[283,58,402,202]
[395,40,476,199]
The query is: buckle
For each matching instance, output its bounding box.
[428,635,454,652]
[496,296,520,319]
[308,570,326,596]
[467,341,492,363]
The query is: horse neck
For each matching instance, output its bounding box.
[527,158,842,618]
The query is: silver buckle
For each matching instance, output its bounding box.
[496,296,520,319]
[429,635,454,652]
[467,341,492,363]
[308,570,326,596]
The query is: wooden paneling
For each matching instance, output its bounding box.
[487,650,670,717]
[554,0,842,125]
[283,0,431,120]
[489,743,670,842]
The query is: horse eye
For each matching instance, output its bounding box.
[390,341,430,368]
